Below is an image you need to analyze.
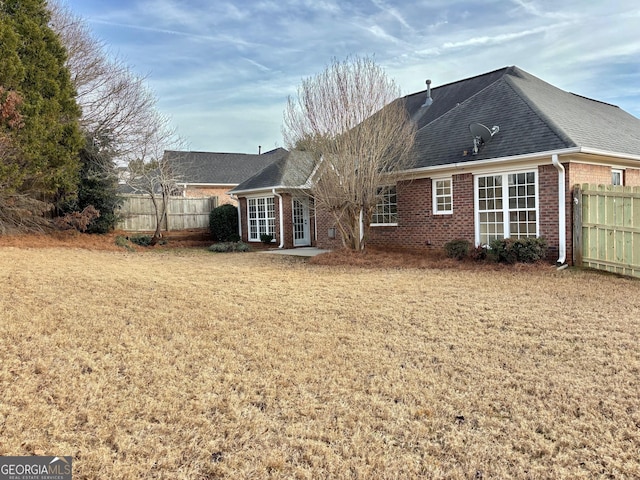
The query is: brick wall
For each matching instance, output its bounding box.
[316,207,344,250]
[278,193,293,248]
[567,163,612,186]
[316,174,477,251]
[304,162,640,260]
[366,174,476,250]
[538,164,562,262]
[238,197,249,243]
[625,168,640,186]
[184,186,235,205]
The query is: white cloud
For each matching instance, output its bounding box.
[65,0,640,152]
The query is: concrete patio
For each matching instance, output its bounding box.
[261,247,330,257]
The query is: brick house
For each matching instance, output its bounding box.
[162,148,288,204]
[230,66,640,264]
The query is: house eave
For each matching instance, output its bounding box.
[228,184,310,196]
[399,147,640,179]
[183,183,238,187]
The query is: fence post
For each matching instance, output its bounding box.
[573,185,583,266]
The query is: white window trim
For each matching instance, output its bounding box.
[474,169,540,246]
[432,177,453,215]
[246,196,276,242]
[371,185,398,227]
[612,169,624,186]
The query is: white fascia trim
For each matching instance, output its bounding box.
[402,147,640,180]
[577,147,640,162]
[187,183,237,187]
[230,185,309,196]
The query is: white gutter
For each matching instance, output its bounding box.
[400,147,583,179]
[401,146,640,181]
[272,188,285,249]
[230,184,308,196]
[551,154,566,266]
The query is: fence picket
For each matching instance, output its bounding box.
[117,195,218,232]
[577,184,640,278]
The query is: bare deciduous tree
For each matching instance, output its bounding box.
[49,2,158,161]
[49,2,187,238]
[283,56,416,251]
[123,112,187,244]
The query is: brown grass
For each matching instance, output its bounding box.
[1,240,639,479]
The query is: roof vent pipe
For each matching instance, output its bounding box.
[421,79,433,108]
[258,145,262,155]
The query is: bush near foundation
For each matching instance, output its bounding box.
[489,237,547,264]
[209,204,239,242]
[208,242,250,253]
[444,239,471,260]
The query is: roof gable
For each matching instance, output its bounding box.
[230,150,314,193]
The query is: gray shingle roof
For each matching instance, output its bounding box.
[163,148,289,184]
[229,66,640,193]
[230,150,315,193]
[408,66,640,169]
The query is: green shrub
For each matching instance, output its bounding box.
[470,244,488,261]
[444,238,471,260]
[115,235,136,251]
[209,204,239,242]
[208,242,251,253]
[260,233,274,244]
[129,234,153,247]
[234,242,251,252]
[489,237,548,264]
[115,235,129,247]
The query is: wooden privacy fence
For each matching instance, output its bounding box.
[573,184,640,278]
[117,194,218,232]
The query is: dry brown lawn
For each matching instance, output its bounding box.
[1,239,639,479]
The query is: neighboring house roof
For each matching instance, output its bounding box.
[164,147,289,185]
[230,150,315,194]
[407,66,640,169]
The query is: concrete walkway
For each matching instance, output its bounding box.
[261,247,330,257]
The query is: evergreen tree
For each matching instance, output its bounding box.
[62,133,123,233]
[0,0,83,200]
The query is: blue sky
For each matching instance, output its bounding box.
[62,0,640,154]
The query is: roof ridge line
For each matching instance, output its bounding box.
[503,73,575,147]
[415,73,506,131]
[404,66,513,100]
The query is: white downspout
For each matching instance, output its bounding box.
[552,154,566,265]
[272,188,284,249]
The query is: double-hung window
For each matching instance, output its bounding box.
[247,197,275,241]
[476,171,538,245]
[612,169,623,186]
[433,178,453,214]
[371,186,397,226]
